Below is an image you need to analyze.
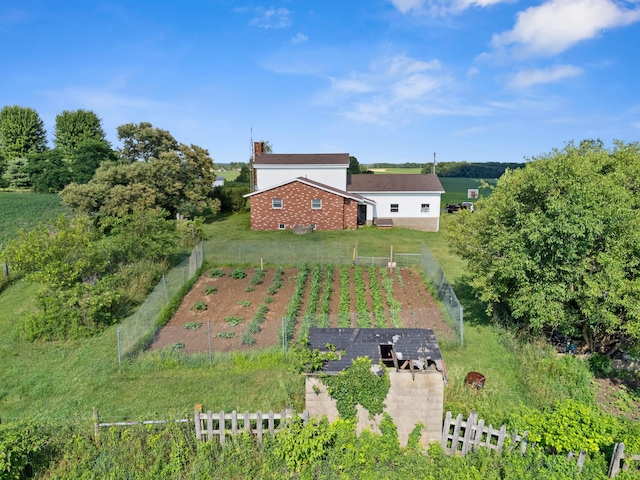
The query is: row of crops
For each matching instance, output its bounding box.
[279,264,407,342]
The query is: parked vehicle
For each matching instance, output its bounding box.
[446,204,460,213]
[461,202,475,212]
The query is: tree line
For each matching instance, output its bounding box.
[424,161,525,178]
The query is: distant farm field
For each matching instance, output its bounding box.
[0,191,69,244]
[214,170,240,181]
[369,167,422,174]
[439,177,496,206]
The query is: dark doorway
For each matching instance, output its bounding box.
[357,204,367,225]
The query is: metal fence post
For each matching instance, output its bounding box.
[162,275,169,305]
[208,319,212,365]
[117,327,122,366]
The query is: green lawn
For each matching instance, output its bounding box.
[0,192,595,426]
[0,191,69,244]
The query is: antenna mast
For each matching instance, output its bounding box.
[432,152,437,175]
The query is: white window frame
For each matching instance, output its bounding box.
[278,223,286,230]
[310,223,317,230]
[421,203,430,213]
[311,198,322,210]
[390,203,399,213]
[272,198,283,209]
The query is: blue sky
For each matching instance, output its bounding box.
[2,0,639,165]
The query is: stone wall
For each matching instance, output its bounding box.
[305,370,444,447]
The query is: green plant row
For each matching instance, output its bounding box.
[282,264,309,341]
[354,267,371,328]
[249,268,266,286]
[380,268,402,327]
[338,266,351,327]
[317,265,334,328]
[267,267,284,295]
[298,264,323,339]
[368,267,387,328]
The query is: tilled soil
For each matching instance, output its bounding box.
[150,266,454,354]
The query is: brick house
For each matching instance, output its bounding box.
[244,177,374,231]
[245,142,444,232]
[305,327,445,448]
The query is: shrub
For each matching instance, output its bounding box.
[168,342,185,351]
[231,268,247,279]
[241,333,256,345]
[204,286,217,295]
[588,353,612,376]
[209,268,224,278]
[215,332,235,339]
[184,322,202,330]
[191,301,207,311]
[224,316,244,326]
[238,300,251,307]
[517,399,616,454]
[245,285,255,292]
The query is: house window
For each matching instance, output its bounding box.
[272,198,282,209]
[278,223,286,230]
[390,203,399,213]
[311,198,322,210]
[310,224,317,230]
[421,203,430,213]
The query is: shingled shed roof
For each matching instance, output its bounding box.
[347,173,445,193]
[307,327,444,375]
[254,153,350,165]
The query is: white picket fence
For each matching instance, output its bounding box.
[193,408,309,444]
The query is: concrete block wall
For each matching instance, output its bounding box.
[249,181,358,230]
[305,370,444,447]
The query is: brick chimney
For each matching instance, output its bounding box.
[254,141,264,159]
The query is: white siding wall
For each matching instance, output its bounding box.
[363,192,442,221]
[256,165,347,191]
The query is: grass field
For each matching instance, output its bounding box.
[214,170,240,181]
[369,167,422,174]
[0,186,595,427]
[0,191,69,244]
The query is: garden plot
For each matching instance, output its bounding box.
[150,265,452,354]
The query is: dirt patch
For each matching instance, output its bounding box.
[594,375,640,421]
[151,265,455,354]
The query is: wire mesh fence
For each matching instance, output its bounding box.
[421,244,464,344]
[141,307,449,361]
[116,241,204,364]
[203,239,355,266]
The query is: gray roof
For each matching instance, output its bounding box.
[307,327,443,374]
[254,153,350,166]
[244,177,375,204]
[347,174,445,193]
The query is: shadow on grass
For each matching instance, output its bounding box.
[453,275,492,328]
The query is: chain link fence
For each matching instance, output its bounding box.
[203,239,355,266]
[142,307,448,362]
[117,241,204,364]
[420,244,464,345]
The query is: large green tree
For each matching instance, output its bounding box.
[447,140,640,356]
[0,105,47,160]
[117,122,179,163]
[61,123,219,217]
[53,109,106,155]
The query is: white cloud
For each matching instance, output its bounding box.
[389,0,512,15]
[388,0,426,14]
[492,0,640,57]
[292,32,308,44]
[508,65,584,87]
[250,7,291,29]
[318,54,458,123]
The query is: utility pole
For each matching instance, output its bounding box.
[433,152,437,175]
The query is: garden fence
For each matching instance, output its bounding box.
[116,241,204,364]
[146,308,446,359]
[203,239,354,266]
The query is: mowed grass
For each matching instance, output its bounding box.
[0,191,69,244]
[439,177,497,206]
[0,188,593,425]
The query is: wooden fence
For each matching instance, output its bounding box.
[194,408,308,444]
[441,411,531,456]
[609,442,640,478]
